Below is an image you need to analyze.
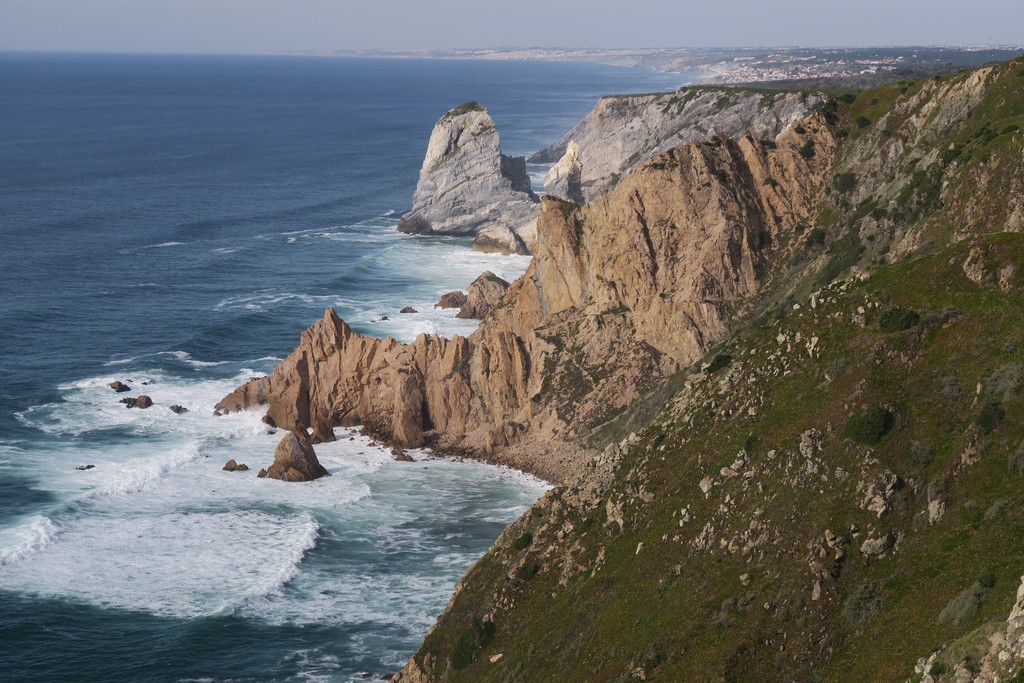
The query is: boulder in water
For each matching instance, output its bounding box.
[222,459,249,472]
[263,431,330,482]
[169,404,188,414]
[120,395,153,409]
[435,291,468,309]
[399,306,418,314]
[109,381,131,393]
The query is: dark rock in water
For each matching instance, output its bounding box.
[121,395,153,409]
[380,315,390,321]
[109,381,131,393]
[399,306,417,314]
[263,431,330,482]
[213,409,224,417]
[262,414,277,429]
[392,448,415,462]
[75,464,95,471]
[141,381,149,386]
[435,290,469,309]
[222,459,249,472]
[169,404,188,414]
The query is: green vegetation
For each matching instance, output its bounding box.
[843,405,895,444]
[938,574,995,625]
[832,172,858,193]
[705,353,733,373]
[511,532,533,551]
[878,306,921,333]
[843,580,882,627]
[442,101,485,120]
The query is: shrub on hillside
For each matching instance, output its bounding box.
[938,576,993,626]
[450,617,495,670]
[511,531,533,552]
[805,228,826,248]
[843,580,881,627]
[1010,439,1024,475]
[878,307,921,333]
[833,173,858,193]
[975,398,1005,434]
[705,354,733,374]
[843,406,895,445]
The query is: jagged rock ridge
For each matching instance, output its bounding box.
[397,102,539,255]
[217,115,836,480]
[531,87,823,202]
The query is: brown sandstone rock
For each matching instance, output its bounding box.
[263,431,330,482]
[455,271,509,320]
[109,381,131,393]
[435,291,468,309]
[399,306,418,314]
[169,405,188,414]
[222,459,249,472]
[216,117,836,481]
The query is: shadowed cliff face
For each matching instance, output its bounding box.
[216,115,836,479]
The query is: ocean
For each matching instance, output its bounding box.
[0,52,696,682]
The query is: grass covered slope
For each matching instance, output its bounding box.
[394,57,1024,682]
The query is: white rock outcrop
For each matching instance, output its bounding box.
[532,88,822,202]
[397,102,538,254]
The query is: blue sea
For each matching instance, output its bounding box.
[0,53,696,682]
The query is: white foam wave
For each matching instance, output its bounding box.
[102,355,139,366]
[154,350,232,367]
[117,242,187,254]
[0,516,61,566]
[0,509,323,618]
[83,440,208,499]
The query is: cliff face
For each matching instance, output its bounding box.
[397,102,539,255]
[531,87,823,201]
[390,57,1024,682]
[217,114,836,480]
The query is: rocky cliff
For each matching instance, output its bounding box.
[387,57,1024,682]
[531,87,823,202]
[217,113,835,481]
[397,102,539,255]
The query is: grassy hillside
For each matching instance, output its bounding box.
[397,56,1024,682]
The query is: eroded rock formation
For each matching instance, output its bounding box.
[532,88,822,201]
[397,102,539,255]
[217,116,836,480]
[455,271,509,320]
[259,431,329,482]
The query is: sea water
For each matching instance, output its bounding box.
[0,53,696,681]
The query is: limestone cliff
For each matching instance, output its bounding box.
[531,87,823,202]
[397,102,539,255]
[217,114,836,480]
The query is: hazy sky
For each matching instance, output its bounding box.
[1,0,1021,54]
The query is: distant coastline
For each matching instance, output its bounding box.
[278,45,1024,86]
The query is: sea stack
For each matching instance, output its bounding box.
[261,431,330,482]
[397,102,539,255]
